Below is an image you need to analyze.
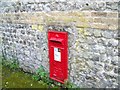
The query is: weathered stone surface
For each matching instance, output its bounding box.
[0,0,119,88]
[0,11,118,30]
[108,39,118,47]
[93,29,102,37]
[0,0,119,13]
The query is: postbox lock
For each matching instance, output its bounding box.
[55,34,59,37]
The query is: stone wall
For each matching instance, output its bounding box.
[0,0,119,88]
[0,0,119,13]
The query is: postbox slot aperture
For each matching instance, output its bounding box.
[50,37,63,44]
[50,40,62,44]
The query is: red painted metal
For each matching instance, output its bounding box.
[48,30,68,83]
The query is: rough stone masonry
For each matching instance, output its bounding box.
[0,0,119,88]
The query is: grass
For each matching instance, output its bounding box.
[1,56,59,88]
[2,66,50,88]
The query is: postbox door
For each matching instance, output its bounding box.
[50,47,67,82]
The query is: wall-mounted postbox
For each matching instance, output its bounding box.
[48,30,68,83]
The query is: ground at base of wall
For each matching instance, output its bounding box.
[2,65,50,88]
[2,65,77,88]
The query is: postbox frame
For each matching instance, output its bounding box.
[48,30,68,83]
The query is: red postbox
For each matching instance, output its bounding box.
[48,30,68,83]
